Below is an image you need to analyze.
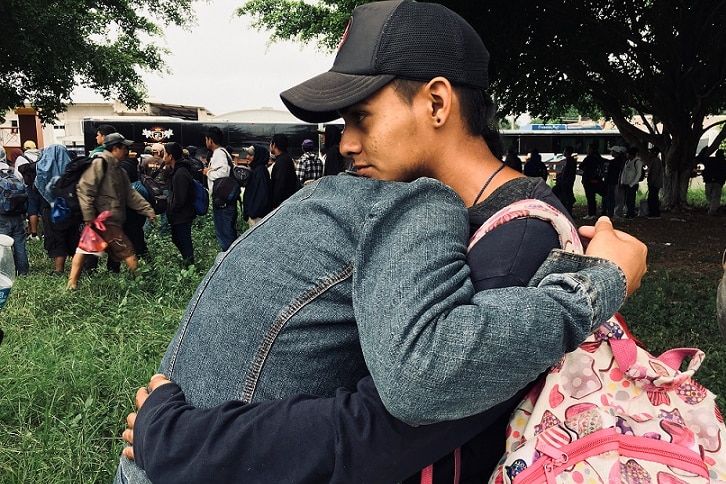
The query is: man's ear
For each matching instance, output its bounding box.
[424,77,454,128]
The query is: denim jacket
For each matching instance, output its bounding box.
[159,175,625,425]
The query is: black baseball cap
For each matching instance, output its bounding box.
[280,0,490,123]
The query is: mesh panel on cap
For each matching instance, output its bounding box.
[375,1,488,90]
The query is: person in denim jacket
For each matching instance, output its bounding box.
[116,2,647,482]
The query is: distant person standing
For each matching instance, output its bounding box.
[702,149,726,216]
[14,140,41,240]
[503,145,522,172]
[555,146,576,215]
[203,127,237,251]
[579,143,606,219]
[0,148,28,275]
[645,146,664,218]
[620,147,643,219]
[295,139,323,186]
[164,142,196,266]
[268,134,298,209]
[606,146,626,218]
[523,148,548,181]
[321,125,346,176]
[240,144,272,227]
[89,124,117,156]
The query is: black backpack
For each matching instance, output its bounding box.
[50,155,106,225]
[139,169,168,214]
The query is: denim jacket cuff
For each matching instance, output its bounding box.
[530,249,627,328]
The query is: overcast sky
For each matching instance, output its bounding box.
[73,0,337,116]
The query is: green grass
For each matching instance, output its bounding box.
[0,198,723,482]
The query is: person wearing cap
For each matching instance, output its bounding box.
[295,138,323,186]
[116,1,647,483]
[202,126,238,251]
[240,144,272,226]
[605,145,626,217]
[13,140,42,241]
[66,133,156,290]
[268,133,299,208]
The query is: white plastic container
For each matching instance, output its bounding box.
[0,234,15,310]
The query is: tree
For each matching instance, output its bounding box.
[240,0,726,210]
[0,0,195,124]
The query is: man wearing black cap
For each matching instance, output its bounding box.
[202,126,238,250]
[67,133,155,290]
[116,2,646,483]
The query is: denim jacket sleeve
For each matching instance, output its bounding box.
[353,191,626,424]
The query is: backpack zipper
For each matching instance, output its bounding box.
[512,428,708,483]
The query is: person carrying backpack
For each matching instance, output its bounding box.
[163,142,196,266]
[67,133,155,290]
[0,147,29,275]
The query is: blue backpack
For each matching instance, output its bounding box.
[192,179,209,216]
[0,170,28,215]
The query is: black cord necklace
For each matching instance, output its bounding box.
[471,162,505,207]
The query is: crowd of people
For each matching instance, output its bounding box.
[0,123,349,285]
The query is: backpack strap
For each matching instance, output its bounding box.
[420,199,580,484]
[468,199,584,255]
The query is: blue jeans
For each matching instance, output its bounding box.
[0,214,29,275]
[212,204,237,251]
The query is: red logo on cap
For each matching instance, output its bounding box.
[337,18,351,51]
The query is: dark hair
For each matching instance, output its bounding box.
[323,125,342,149]
[164,142,183,160]
[204,127,223,146]
[97,124,116,136]
[390,79,501,159]
[270,133,289,152]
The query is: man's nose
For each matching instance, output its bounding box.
[339,129,360,158]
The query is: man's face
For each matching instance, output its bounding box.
[339,84,427,182]
[205,136,212,150]
[111,145,129,161]
[96,131,104,146]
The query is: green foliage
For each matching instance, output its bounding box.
[620,268,725,411]
[0,0,196,123]
[0,214,232,482]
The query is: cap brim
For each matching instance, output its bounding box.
[281,71,395,123]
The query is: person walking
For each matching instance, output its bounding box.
[67,133,155,290]
[703,149,726,215]
[645,146,664,218]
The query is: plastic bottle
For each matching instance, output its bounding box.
[0,234,16,310]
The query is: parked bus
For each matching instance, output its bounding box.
[500,126,625,174]
[81,116,325,160]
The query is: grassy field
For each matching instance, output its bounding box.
[0,192,723,483]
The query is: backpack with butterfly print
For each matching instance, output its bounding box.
[488,310,726,484]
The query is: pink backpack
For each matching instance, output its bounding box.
[481,202,726,483]
[489,312,726,483]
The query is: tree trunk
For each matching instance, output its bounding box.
[661,142,697,211]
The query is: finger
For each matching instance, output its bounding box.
[148,373,172,392]
[135,386,150,409]
[126,412,137,429]
[122,445,135,461]
[122,428,134,445]
[592,216,613,231]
